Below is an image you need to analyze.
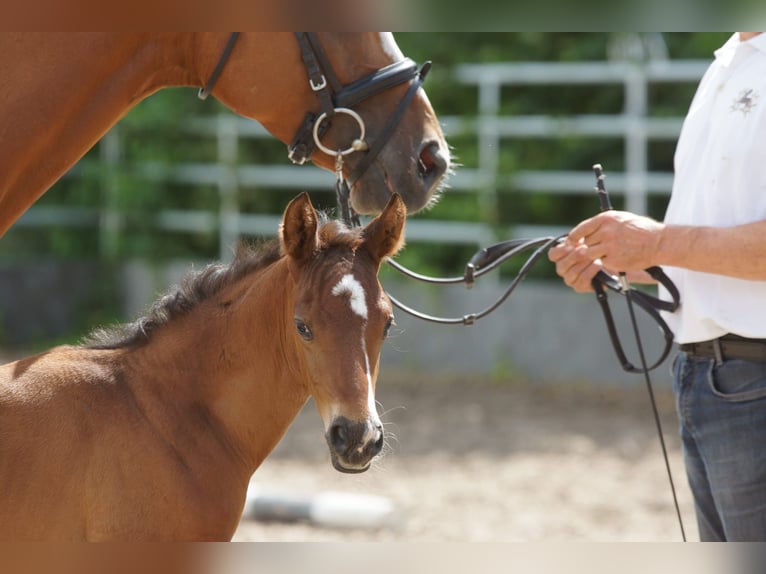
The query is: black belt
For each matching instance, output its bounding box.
[680,335,766,362]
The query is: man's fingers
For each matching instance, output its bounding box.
[563,259,600,293]
[549,242,600,293]
[548,242,572,263]
[568,214,603,243]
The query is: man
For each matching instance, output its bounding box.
[549,32,766,541]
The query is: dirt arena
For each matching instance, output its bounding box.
[234,374,698,542]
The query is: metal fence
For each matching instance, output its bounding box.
[14,58,710,261]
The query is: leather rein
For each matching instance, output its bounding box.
[379,166,680,376]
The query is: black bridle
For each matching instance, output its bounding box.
[198,32,241,101]
[289,32,431,227]
[199,32,431,227]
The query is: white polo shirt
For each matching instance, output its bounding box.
[661,33,766,343]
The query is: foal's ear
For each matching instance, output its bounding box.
[362,193,406,263]
[280,192,318,261]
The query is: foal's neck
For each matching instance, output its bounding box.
[129,258,308,474]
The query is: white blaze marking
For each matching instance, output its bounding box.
[363,352,381,444]
[329,273,381,449]
[332,274,368,320]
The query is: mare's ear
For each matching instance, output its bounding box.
[362,193,406,263]
[280,192,318,262]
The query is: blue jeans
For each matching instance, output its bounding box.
[673,352,766,541]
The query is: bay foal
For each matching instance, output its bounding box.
[0,192,405,540]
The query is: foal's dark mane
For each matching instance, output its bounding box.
[85,218,361,350]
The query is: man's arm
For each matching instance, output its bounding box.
[656,220,766,280]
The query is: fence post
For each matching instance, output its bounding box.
[477,77,500,226]
[99,127,122,260]
[623,64,649,215]
[217,114,240,261]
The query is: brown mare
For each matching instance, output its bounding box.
[0,192,406,540]
[0,32,449,237]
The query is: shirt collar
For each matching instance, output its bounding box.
[744,32,766,53]
[714,33,741,66]
[715,32,766,66]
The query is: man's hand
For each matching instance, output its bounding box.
[567,210,664,271]
[548,211,664,292]
[548,237,604,293]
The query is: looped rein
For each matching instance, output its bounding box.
[385,234,679,375]
[592,267,679,373]
[386,236,561,326]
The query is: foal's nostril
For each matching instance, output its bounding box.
[371,429,384,456]
[417,141,447,182]
[330,421,348,453]
[327,417,383,468]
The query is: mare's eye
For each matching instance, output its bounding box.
[383,317,395,339]
[295,318,313,341]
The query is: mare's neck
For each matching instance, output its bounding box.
[0,33,198,236]
[128,258,309,475]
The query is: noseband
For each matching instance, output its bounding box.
[289,33,431,227]
[199,32,431,226]
[287,33,430,180]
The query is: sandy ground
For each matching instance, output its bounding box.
[233,375,698,542]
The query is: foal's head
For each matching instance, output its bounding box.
[280,192,405,473]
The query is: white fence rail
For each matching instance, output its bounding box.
[15,58,710,260]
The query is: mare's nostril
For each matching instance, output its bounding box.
[418,141,447,181]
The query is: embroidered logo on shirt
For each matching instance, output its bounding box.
[731,88,759,115]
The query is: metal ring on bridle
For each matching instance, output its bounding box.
[312,108,367,157]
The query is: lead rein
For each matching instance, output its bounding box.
[589,163,686,542]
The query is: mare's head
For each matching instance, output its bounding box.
[199,32,450,216]
[280,192,405,473]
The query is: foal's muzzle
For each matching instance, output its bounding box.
[326,416,384,473]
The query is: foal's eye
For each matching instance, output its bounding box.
[383,317,395,339]
[294,318,313,341]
